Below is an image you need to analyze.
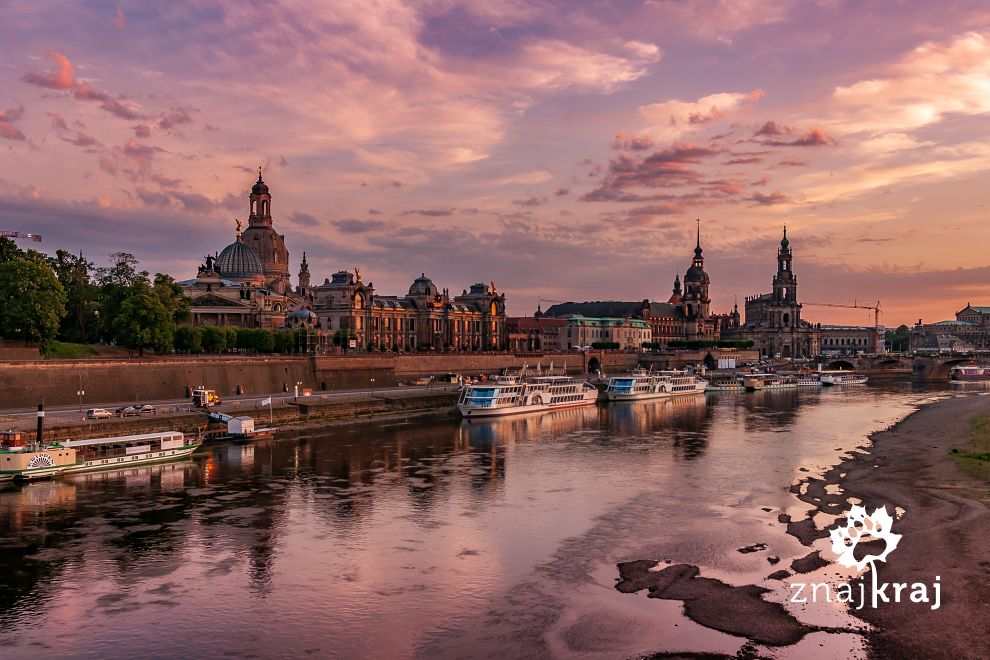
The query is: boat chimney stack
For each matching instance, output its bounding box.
[36,402,45,449]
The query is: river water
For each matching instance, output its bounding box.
[0,384,944,658]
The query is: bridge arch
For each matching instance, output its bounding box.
[924,356,973,381]
[826,359,856,371]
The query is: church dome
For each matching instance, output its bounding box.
[408,273,438,297]
[217,238,263,279]
[252,172,269,195]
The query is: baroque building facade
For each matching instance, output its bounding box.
[180,174,302,329]
[309,272,507,351]
[726,228,821,358]
[180,174,507,351]
[541,225,733,345]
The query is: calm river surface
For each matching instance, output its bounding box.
[0,384,946,658]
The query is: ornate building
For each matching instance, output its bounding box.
[309,271,507,351]
[728,228,820,358]
[180,219,300,329]
[241,171,291,294]
[180,175,304,329]
[542,223,728,344]
[177,174,507,349]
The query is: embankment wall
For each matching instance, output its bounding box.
[0,351,641,408]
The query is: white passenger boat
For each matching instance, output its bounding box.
[605,368,707,401]
[743,374,798,391]
[61,431,202,474]
[778,372,822,388]
[0,443,78,482]
[457,370,598,417]
[819,371,868,386]
[704,372,745,392]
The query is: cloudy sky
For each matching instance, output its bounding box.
[3,1,990,326]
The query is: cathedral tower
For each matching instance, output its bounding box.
[682,221,711,319]
[771,226,801,326]
[297,251,311,297]
[241,170,291,294]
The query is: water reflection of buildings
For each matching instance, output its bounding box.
[736,388,816,432]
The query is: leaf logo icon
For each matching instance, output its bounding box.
[829,505,901,572]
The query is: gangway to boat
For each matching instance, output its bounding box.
[207,411,237,424]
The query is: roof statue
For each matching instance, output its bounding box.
[235,218,243,238]
[491,281,497,294]
[354,266,362,283]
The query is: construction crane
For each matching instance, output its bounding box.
[804,300,881,328]
[0,231,42,242]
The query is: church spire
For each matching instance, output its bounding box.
[694,218,702,256]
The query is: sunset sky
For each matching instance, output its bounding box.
[3,1,990,326]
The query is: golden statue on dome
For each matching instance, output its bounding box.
[235,218,243,238]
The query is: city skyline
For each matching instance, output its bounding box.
[4,2,990,326]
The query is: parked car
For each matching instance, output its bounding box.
[134,404,156,415]
[86,408,112,420]
[115,406,140,417]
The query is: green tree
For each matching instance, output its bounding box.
[0,253,67,345]
[152,273,190,326]
[224,326,238,352]
[885,324,911,352]
[201,325,227,353]
[274,329,294,353]
[112,281,172,356]
[97,252,147,343]
[0,237,24,263]
[175,326,203,353]
[256,328,275,352]
[49,250,100,343]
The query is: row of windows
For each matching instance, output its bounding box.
[823,336,872,346]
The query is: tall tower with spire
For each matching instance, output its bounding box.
[682,219,711,320]
[241,170,291,294]
[772,226,798,306]
[297,251,311,297]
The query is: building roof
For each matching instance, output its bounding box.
[216,237,263,279]
[408,273,438,297]
[251,172,269,195]
[544,301,644,318]
[960,305,990,314]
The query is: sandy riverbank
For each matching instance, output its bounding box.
[793,393,990,658]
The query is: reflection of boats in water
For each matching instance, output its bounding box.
[457,369,598,418]
[819,370,868,386]
[949,364,990,381]
[459,404,600,443]
[66,459,193,488]
[605,368,706,401]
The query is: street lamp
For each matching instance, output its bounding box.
[294,380,302,401]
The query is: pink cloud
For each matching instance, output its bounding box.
[612,132,654,151]
[22,50,146,120]
[0,105,26,141]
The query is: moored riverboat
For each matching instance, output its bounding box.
[743,374,798,391]
[0,444,78,482]
[819,370,868,386]
[704,372,745,392]
[949,364,990,381]
[61,431,202,474]
[457,370,598,417]
[605,368,707,401]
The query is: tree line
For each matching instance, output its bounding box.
[0,237,313,356]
